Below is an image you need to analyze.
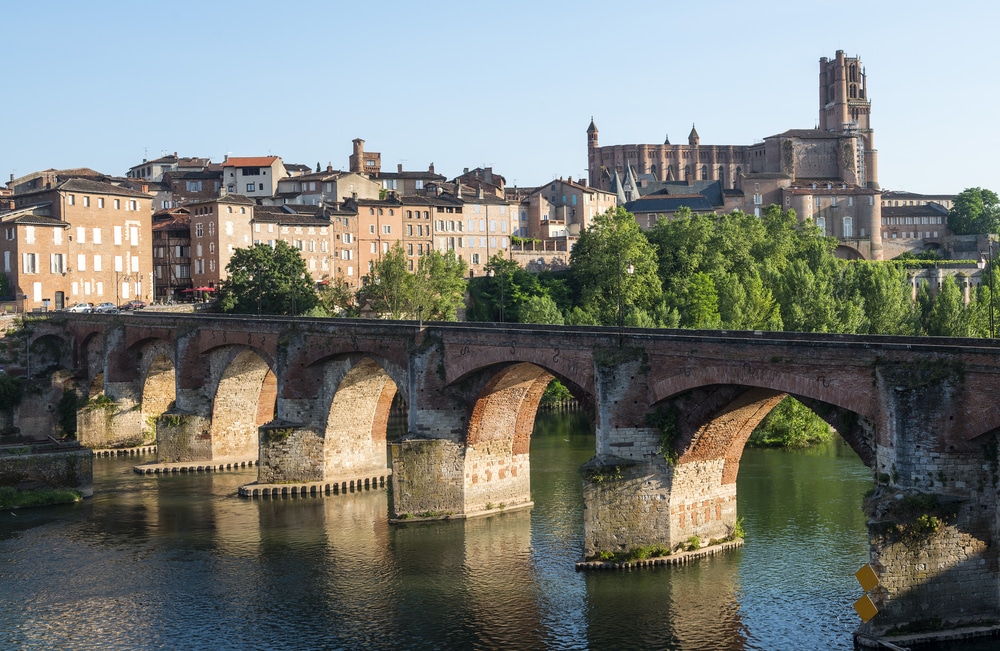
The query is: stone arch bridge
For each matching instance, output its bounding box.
[31,313,1000,640]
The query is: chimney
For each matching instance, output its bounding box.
[327,163,333,173]
[464,167,469,174]
[398,163,403,173]
[568,176,573,184]
[429,163,435,174]
[456,184,463,199]
[477,187,483,199]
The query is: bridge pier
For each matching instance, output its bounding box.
[857,363,1000,640]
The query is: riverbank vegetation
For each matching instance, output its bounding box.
[0,486,82,509]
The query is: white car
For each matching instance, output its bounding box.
[93,302,118,314]
[62,303,93,313]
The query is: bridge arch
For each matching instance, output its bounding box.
[208,347,275,459]
[320,356,399,477]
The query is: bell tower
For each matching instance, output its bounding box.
[819,51,878,188]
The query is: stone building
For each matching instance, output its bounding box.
[587,50,885,259]
[0,178,153,310]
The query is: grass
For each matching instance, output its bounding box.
[0,486,82,509]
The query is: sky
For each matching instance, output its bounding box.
[2,1,998,195]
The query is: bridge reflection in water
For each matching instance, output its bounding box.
[0,413,907,650]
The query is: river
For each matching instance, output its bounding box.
[0,411,991,650]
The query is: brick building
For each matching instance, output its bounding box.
[0,178,153,310]
[188,194,255,292]
[152,207,193,301]
[587,50,885,259]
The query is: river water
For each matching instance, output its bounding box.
[0,412,990,650]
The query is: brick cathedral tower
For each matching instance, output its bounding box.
[819,50,879,189]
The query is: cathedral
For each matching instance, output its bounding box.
[587,51,884,260]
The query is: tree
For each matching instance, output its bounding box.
[948,187,1000,235]
[216,241,316,315]
[842,262,916,335]
[569,207,662,326]
[925,275,974,336]
[358,244,413,319]
[412,250,468,321]
[519,295,564,324]
[314,276,358,317]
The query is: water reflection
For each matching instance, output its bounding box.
[2,413,988,650]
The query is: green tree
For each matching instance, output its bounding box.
[358,243,413,319]
[842,262,916,335]
[412,250,468,321]
[948,187,1000,235]
[715,269,782,331]
[675,271,721,329]
[749,396,833,448]
[925,275,973,336]
[216,241,316,315]
[519,295,564,324]
[313,276,358,317]
[569,207,662,326]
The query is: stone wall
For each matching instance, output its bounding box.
[0,447,93,497]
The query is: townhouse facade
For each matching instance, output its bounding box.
[152,207,193,301]
[1,179,153,311]
[221,156,287,200]
[187,194,255,291]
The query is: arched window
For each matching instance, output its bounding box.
[700,165,708,180]
[718,166,725,184]
[650,164,657,179]
[666,165,674,181]
[816,216,826,234]
[843,216,853,238]
[684,165,691,180]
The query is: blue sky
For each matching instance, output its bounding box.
[3,1,997,195]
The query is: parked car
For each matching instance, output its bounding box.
[119,300,147,311]
[62,302,93,313]
[93,302,118,314]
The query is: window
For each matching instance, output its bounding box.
[4,227,13,240]
[113,226,122,245]
[114,199,120,210]
[98,198,105,208]
[76,227,86,243]
[196,223,204,237]
[94,255,102,272]
[843,217,853,238]
[22,253,37,274]
[186,180,203,192]
[130,226,139,246]
[246,183,256,193]
[369,225,376,234]
[83,196,90,207]
[382,225,391,234]
[241,168,261,176]
[208,222,215,236]
[77,254,86,272]
[93,228,102,244]
[50,254,65,274]
[67,194,75,206]
[129,200,137,211]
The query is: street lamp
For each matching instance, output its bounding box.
[978,241,996,338]
[488,267,505,323]
[617,252,634,346]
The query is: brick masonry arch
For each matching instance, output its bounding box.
[649,364,879,424]
[321,357,397,477]
[138,341,176,434]
[466,362,555,456]
[209,347,273,459]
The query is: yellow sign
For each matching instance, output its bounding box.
[854,594,879,623]
[856,564,880,592]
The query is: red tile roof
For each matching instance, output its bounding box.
[223,156,280,167]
